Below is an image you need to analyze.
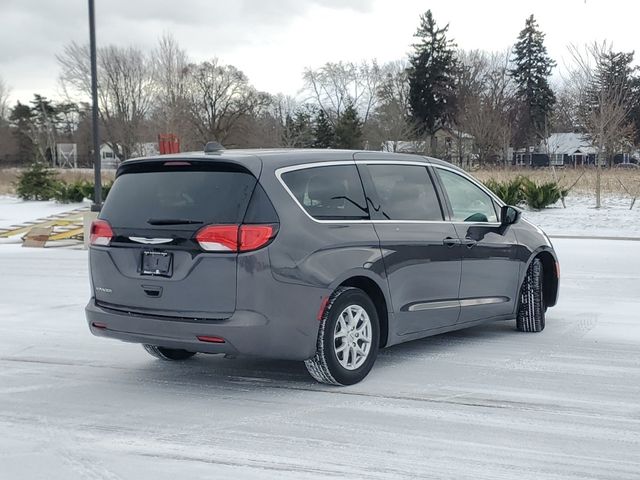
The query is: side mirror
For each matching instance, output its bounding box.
[500,205,521,226]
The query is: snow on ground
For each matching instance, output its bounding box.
[523,194,640,238]
[1,193,639,240]
[0,239,639,479]
[0,196,88,230]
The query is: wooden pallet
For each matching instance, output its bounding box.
[0,206,90,245]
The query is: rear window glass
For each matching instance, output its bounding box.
[100,164,256,229]
[281,165,369,220]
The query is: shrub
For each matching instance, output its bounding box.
[102,180,113,200]
[53,180,114,203]
[521,179,567,210]
[79,182,95,201]
[53,180,92,203]
[15,163,59,201]
[484,177,526,205]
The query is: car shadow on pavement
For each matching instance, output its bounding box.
[116,320,523,390]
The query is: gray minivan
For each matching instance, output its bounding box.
[86,148,559,385]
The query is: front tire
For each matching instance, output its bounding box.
[143,344,196,361]
[516,258,545,332]
[305,287,379,386]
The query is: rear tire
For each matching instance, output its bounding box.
[516,258,545,332]
[305,287,379,386]
[143,344,196,361]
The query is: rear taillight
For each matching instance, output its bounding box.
[195,224,276,252]
[195,225,239,251]
[90,220,114,246]
[239,225,275,251]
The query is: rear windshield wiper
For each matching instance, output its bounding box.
[147,218,204,225]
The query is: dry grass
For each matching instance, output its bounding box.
[0,168,116,196]
[1,165,639,200]
[473,167,640,198]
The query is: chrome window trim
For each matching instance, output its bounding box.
[275,160,503,227]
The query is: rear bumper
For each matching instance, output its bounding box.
[85,299,317,361]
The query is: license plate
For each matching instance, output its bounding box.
[141,251,173,276]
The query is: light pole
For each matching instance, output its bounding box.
[88,0,102,211]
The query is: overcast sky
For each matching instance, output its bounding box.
[1,0,638,105]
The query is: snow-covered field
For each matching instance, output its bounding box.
[523,195,640,238]
[0,239,639,479]
[0,196,87,230]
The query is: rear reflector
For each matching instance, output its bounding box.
[195,224,276,252]
[197,335,226,343]
[92,322,107,329]
[317,296,330,321]
[90,220,114,246]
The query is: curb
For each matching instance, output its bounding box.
[549,234,640,242]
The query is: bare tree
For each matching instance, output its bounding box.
[184,59,270,146]
[567,42,635,208]
[456,50,515,167]
[370,60,417,151]
[57,42,156,159]
[303,60,382,125]
[0,76,10,120]
[268,95,317,148]
[151,34,190,136]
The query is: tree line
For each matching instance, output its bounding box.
[1,10,640,167]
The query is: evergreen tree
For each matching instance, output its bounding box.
[282,108,315,148]
[334,103,363,149]
[291,109,315,147]
[407,10,459,136]
[510,14,556,147]
[628,76,640,146]
[313,109,335,148]
[9,102,36,163]
[589,50,640,162]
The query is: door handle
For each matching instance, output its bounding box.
[142,285,163,297]
[443,237,461,247]
[461,239,477,248]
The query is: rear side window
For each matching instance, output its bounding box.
[100,163,256,229]
[243,182,279,224]
[281,165,369,220]
[366,164,443,221]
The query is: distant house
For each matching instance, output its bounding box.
[98,142,160,169]
[513,150,550,168]
[99,144,122,169]
[381,140,427,153]
[513,133,598,167]
[133,142,160,158]
[543,133,597,167]
[381,128,474,165]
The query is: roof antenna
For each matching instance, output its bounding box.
[204,141,225,154]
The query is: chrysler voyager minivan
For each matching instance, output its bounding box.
[86,148,558,385]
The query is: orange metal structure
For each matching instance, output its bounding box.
[158,134,180,154]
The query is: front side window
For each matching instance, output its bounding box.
[437,168,498,223]
[366,164,443,221]
[281,165,369,220]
